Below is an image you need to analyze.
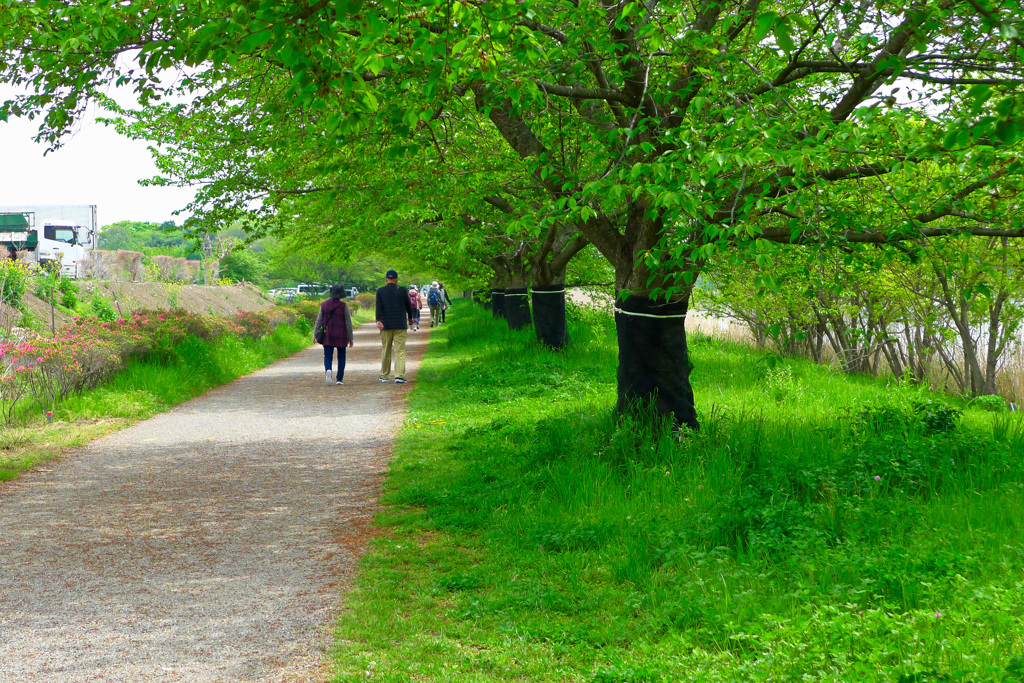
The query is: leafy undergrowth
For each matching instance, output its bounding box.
[0,321,311,481]
[332,300,1024,682]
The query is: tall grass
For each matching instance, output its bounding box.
[332,301,1024,682]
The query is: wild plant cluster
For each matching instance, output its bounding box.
[0,259,30,307]
[0,308,274,425]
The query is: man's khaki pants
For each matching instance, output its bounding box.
[379,328,408,380]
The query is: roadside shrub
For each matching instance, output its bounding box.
[0,307,297,423]
[57,277,79,310]
[0,260,30,307]
[355,291,375,310]
[126,308,230,341]
[293,315,312,337]
[284,300,320,323]
[90,294,117,322]
[232,310,273,340]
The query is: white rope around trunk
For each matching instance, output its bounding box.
[613,307,688,319]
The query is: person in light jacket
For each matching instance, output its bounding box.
[408,284,423,331]
[438,282,453,323]
[316,284,355,385]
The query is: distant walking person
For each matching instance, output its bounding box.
[315,284,354,385]
[438,282,453,324]
[408,284,422,331]
[376,269,415,383]
[427,281,443,328]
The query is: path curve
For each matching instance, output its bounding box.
[0,322,427,682]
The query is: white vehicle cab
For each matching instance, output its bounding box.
[0,205,99,278]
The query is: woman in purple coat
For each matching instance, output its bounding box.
[315,284,355,385]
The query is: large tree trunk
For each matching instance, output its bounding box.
[529,230,586,348]
[503,261,532,331]
[504,289,531,329]
[532,285,568,348]
[615,293,698,430]
[581,205,701,430]
[491,288,505,319]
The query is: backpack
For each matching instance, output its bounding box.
[427,288,441,306]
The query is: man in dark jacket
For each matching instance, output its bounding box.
[375,269,415,383]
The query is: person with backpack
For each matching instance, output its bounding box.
[427,281,444,328]
[314,284,354,385]
[438,282,453,324]
[376,269,416,383]
[408,284,422,331]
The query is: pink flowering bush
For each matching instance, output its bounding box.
[285,300,321,323]
[0,308,282,424]
[232,310,274,340]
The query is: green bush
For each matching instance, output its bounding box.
[57,277,79,309]
[911,398,962,433]
[854,397,962,436]
[355,291,375,310]
[971,394,1007,412]
[0,260,30,307]
[90,294,117,322]
[284,299,320,322]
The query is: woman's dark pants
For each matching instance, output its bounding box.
[323,345,347,381]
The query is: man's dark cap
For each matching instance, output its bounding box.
[385,269,398,279]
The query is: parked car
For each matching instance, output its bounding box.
[296,283,329,299]
[272,288,297,302]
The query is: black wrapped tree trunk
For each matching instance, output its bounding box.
[491,289,505,318]
[504,288,532,330]
[532,284,568,348]
[615,294,698,430]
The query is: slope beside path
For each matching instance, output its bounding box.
[0,322,426,682]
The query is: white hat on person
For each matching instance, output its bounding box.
[431,281,439,287]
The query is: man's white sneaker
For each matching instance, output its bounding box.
[379,377,389,383]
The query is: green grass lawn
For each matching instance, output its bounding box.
[332,300,1024,682]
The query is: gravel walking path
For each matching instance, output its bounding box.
[0,322,427,682]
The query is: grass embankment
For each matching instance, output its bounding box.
[0,318,320,481]
[333,301,1024,682]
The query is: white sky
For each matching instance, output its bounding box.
[0,80,197,228]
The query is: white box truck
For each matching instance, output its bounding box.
[0,205,98,278]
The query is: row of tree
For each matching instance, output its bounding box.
[3,0,1022,426]
[700,237,1024,398]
